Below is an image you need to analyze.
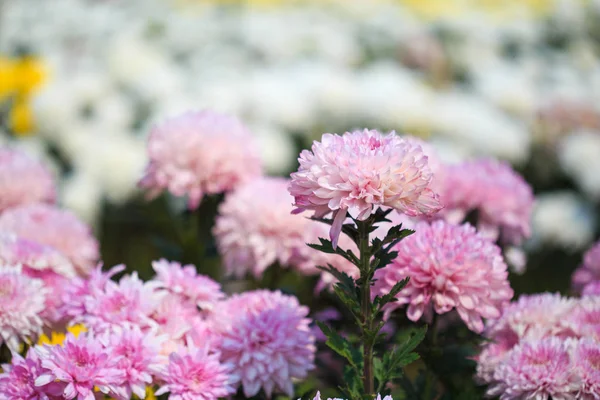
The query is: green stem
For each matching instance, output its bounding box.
[422,315,439,400]
[359,221,374,397]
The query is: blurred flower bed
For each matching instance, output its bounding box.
[0,0,599,397]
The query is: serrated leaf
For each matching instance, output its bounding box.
[317,264,359,301]
[316,321,362,370]
[307,237,337,254]
[377,326,427,388]
[373,277,409,312]
[372,250,399,271]
[342,364,363,400]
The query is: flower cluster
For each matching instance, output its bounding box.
[0,261,315,399]
[476,293,600,399]
[573,240,600,293]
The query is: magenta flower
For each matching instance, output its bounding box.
[289,129,442,247]
[100,325,167,399]
[572,240,600,293]
[139,110,262,209]
[0,148,56,213]
[564,297,600,341]
[486,293,578,341]
[215,290,315,397]
[487,337,579,400]
[0,266,46,351]
[573,339,600,399]
[78,271,165,334]
[60,264,126,322]
[151,259,224,310]
[155,345,236,400]
[441,159,533,246]
[0,204,99,275]
[35,333,126,400]
[373,220,513,333]
[582,281,600,296]
[214,177,312,278]
[0,349,63,400]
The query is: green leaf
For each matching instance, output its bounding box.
[317,264,359,302]
[377,326,427,389]
[372,250,399,271]
[342,364,363,400]
[373,277,409,312]
[308,238,360,265]
[316,321,363,370]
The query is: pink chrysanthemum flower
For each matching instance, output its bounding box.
[0,348,63,400]
[0,204,99,275]
[35,333,126,399]
[582,281,600,297]
[152,259,224,310]
[573,339,600,399]
[0,232,75,278]
[0,148,56,213]
[77,271,165,334]
[289,129,442,247]
[214,177,311,278]
[139,110,262,209]
[487,337,579,400]
[572,240,600,293]
[0,266,46,351]
[564,297,600,341]
[486,293,578,341]
[441,159,533,246]
[373,220,513,333]
[216,290,315,397]
[60,264,125,322]
[474,333,519,386]
[155,345,236,400]
[100,326,167,399]
[151,293,198,345]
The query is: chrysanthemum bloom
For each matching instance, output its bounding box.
[139,110,262,209]
[59,264,125,322]
[487,337,579,400]
[373,220,513,333]
[35,333,126,399]
[76,271,165,334]
[308,392,391,400]
[0,204,99,275]
[0,148,55,213]
[214,177,311,278]
[486,293,578,341]
[573,339,600,399]
[0,349,63,399]
[572,240,600,293]
[582,281,600,296]
[151,259,224,310]
[441,159,533,245]
[0,266,46,351]
[564,297,600,341]
[150,293,198,346]
[100,326,167,399]
[216,290,315,397]
[155,345,236,400]
[474,335,518,386]
[289,129,442,247]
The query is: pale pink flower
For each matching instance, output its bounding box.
[60,264,125,322]
[0,349,63,400]
[35,333,126,399]
[77,272,165,334]
[151,293,198,343]
[0,148,55,213]
[216,290,315,397]
[475,335,518,386]
[0,232,75,278]
[582,281,600,296]
[289,129,442,247]
[573,339,600,399]
[155,345,236,400]
[564,297,600,341]
[486,293,578,341]
[308,392,390,400]
[152,259,224,309]
[100,326,167,399]
[441,159,533,246]
[572,240,600,293]
[139,110,262,209]
[0,266,46,351]
[214,177,310,278]
[487,337,579,400]
[0,204,99,275]
[373,220,513,333]
[25,269,70,324]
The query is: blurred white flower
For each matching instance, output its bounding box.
[558,130,600,200]
[531,191,596,250]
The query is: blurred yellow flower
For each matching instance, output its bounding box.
[0,54,47,136]
[37,324,87,346]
